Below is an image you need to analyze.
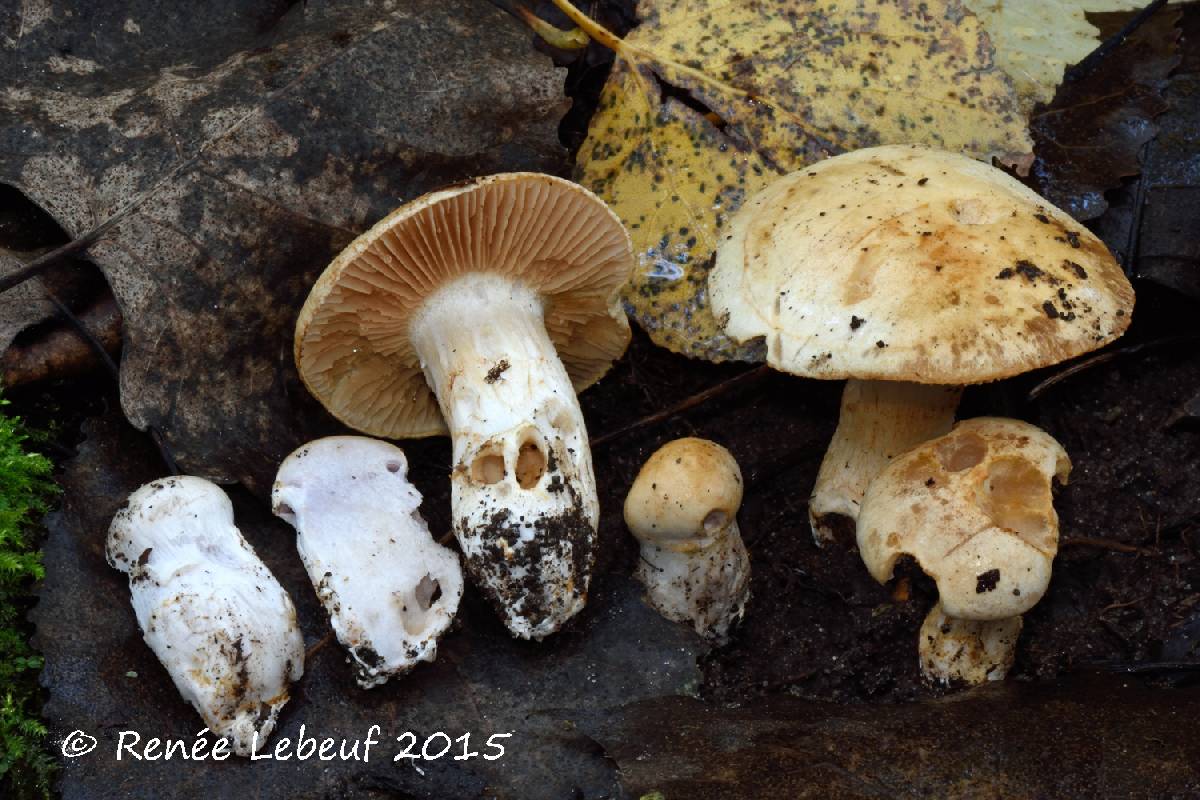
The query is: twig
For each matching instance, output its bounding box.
[590,365,771,448]
[44,286,180,475]
[42,291,120,381]
[1124,139,1152,275]
[1082,660,1200,675]
[0,229,102,294]
[305,630,336,661]
[1061,535,1153,555]
[2,293,121,387]
[1100,594,1149,613]
[1063,0,1171,84]
[1026,334,1200,401]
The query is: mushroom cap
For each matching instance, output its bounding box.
[857,417,1071,620]
[624,438,743,549]
[295,173,634,438]
[710,145,1134,384]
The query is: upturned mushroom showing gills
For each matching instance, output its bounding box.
[106,477,304,756]
[272,437,463,687]
[856,417,1071,685]
[294,173,633,640]
[709,144,1133,545]
[624,438,750,641]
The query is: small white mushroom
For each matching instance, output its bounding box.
[857,417,1071,685]
[272,437,463,688]
[624,438,750,641]
[106,476,304,756]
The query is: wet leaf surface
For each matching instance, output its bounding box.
[1027,8,1182,221]
[1087,4,1200,295]
[564,0,1032,362]
[0,0,569,493]
[34,410,702,800]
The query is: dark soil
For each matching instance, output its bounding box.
[583,289,1200,705]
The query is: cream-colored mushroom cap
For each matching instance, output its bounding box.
[295,173,634,438]
[710,145,1134,383]
[624,438,743,549]
[858,417,1071,620]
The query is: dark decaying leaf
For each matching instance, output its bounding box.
[576,680,1200,799]
[1027,9,1181,221]
[33,411,702,800]
[1132,7,1200,297]
[0,0,569,492]
[1086,4,1200,297]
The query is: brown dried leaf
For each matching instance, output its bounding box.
[0,0,568,491]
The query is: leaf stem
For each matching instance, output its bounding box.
[549,0,625,51]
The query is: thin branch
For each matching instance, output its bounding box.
[0,231,104,294]
[42,291,119,382]
[1082,660,1200,674]
[1100,594,1150,613]
[590,364,771,448]
[1063,0,1171,84]
[1061,535,1154,555]
[44,286,180,475]
[1026,334,1200,402]
[305,630,336,661]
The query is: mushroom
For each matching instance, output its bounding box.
[294,173,633,640]
[856,417,1071,685]
[272,437,463,688]
[623,438,750,641]
[106,476,304,756]
[919,602,1023,686]
[709,144,1133,544]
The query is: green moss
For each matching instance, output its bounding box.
[0,396,58,799]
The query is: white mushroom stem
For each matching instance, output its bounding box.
[635,519,750,642]
[919,601,1023,686]
[409,272,596,640]
[809,379,962,544]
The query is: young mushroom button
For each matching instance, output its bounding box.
[709,144,1133,546]
[294,173,634,640]
[856,417,1071,685]
[624,438,751,641]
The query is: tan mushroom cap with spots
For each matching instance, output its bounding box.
[710,145,1134,383]
[624,437,744,551]
[857,417,1071,621]
[295,173,635,439]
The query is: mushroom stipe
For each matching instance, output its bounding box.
[294,173,634,640]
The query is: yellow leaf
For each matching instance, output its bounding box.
[964,0,1145,109]
[560,0,1032,362]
